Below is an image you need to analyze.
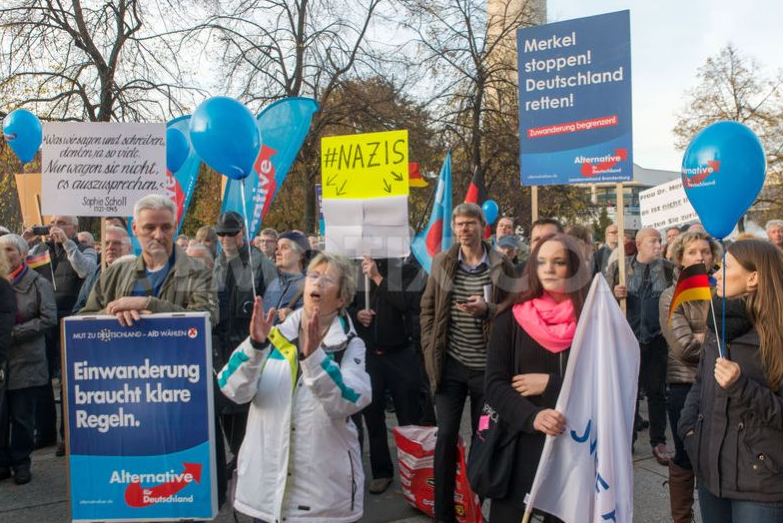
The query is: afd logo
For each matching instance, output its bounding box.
[683,160,720,188]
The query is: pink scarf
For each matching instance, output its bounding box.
[513,294,576,353]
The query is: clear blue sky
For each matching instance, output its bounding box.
[547,0,783,171]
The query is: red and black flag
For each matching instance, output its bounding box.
[464,166,486,205]
[668,263,712,324]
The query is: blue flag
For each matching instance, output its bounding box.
[411,152,453,273]
[222,97,319,237]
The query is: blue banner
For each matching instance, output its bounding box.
[517,10,633,185]
[222,97,319,237]
[63,314,217,522]
[128,115,201,254]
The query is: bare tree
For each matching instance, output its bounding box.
[0,0,205,122]
[193,0,386,230]
[674,44,783,221]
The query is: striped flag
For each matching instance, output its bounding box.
[667,263,712,324]
[27,250,51,269]
[410,153,453,274]
[409,162,428,187]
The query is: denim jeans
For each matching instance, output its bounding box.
[699,483,783,523]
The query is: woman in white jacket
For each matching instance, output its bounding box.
[219,252,371,523]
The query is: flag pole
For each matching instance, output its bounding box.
[415,181,437,233]
[616,183,626,314]
[709,298,724,359]
[35,194,56,292]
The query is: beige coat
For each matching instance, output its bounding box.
[658,284,710,384]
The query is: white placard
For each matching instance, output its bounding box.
[322,195,410,259]
[42,122,167,216]
[639,178,698,230]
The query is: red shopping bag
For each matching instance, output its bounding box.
[393,425,482,523]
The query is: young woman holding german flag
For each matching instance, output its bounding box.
[679,239,783,523]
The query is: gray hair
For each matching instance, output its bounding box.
[635,227,661,242]
[0,234,30,257]
[452,202,487,227]
[133,194,176,221]
[53,215,79,227]
[669,231,723,267]
[77,231,95,246]
[105,225,131,245]
[766,219,783,231]
[260,227,278,238]
[306,252,357,305]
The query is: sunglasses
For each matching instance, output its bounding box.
[217,231,241,237]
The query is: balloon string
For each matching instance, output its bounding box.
[721,244,726,360]
[239,179,257,301]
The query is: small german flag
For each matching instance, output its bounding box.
[408,162,428,187]
[668,263,712,324]
[27,250,51,270]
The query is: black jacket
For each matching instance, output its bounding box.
[484,309,568,505]
[348,259,421,351]
[679,298,783,502]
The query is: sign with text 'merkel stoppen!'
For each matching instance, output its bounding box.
[517,10,632,185]
[63,313,217,522]
[42,122,167,216]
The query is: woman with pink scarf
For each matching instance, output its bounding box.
[484,233,591,523]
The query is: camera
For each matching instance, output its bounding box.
[32,226,51,236]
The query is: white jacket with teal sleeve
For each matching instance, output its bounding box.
[218,308,371,523]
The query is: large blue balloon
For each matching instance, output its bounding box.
[482,199,499,225]
[166,127,190,173]
[2,109,42,164]
[681,121,766,239]
[189,97,260,180]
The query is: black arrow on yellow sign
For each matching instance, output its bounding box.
[391,170,403,182]
[335,180,348,196]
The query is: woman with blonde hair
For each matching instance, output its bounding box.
[218,252,371,523]
[659,231,721,522]
[679,239,783,521]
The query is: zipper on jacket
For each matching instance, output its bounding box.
[348,450,356,511]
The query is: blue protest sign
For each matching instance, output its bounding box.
[63,313,217,522]
[517,10,633,185]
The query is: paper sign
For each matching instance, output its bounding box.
[41,122,167,216]
[321,130,409,199]
[322,196,410,259]
[639,178,698,230]
[63,313,217,522]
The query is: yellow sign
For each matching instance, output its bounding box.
[321,130,409,199]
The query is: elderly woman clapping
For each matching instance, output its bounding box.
[0,234,57,485]
[218,251,371,523]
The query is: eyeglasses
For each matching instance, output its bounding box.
[217,231,241,237]
[306,271,338,287]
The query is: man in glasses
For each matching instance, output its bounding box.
[213,211,275,476]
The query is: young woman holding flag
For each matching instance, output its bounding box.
[679,239,783,522]
[483,233,591,523]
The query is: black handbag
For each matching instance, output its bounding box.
[466,402,519,499]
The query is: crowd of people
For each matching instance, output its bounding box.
[1,193,782,523]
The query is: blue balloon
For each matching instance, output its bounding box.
[189,97,261,180]
[166,127,190,173]
[2,109,42,164]
[482,200,499,225]
[681,121,766,239]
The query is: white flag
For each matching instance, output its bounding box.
[525,275,640,523]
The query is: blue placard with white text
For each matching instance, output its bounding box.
[63,313,217,522]
[517,10,633,185]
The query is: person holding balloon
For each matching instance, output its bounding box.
[678,239,783,522]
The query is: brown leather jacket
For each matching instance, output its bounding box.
[659,284,710,384]
[419,242,516,394]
